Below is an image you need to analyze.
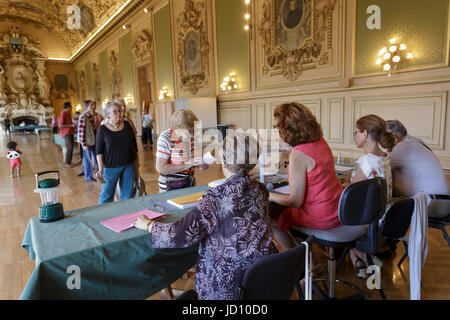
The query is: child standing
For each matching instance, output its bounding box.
[7,141,22,178]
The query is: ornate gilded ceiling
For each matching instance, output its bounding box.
[0,0,129,59]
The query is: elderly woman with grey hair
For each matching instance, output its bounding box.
[132,133,276,299]
[95,101,139,204]
[155,109,208,192]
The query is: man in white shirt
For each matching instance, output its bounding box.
[386,120,449,218]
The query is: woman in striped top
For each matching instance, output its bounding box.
[156,109,208,192]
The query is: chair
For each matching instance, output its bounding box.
[428,194,450,247]
[379,198,415,268]
[175,236,314,300]
[289,178,387,300]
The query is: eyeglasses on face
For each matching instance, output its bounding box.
[353,130,361,136]
[111,109,123,114]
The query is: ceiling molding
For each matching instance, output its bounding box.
[70,0,150,64]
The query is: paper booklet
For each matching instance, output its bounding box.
[167,192,204,209]
[101,209,166,233]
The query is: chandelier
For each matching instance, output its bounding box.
[220,73,238,92]
[376,38,414,77]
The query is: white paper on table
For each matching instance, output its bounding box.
[334,165,353,174]
[203,151,216,165]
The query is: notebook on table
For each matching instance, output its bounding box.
[101,209,166,233]
[167,192,204,209]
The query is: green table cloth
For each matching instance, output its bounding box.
[20,185,209,300]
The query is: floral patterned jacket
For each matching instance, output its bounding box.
[151,174,277,300]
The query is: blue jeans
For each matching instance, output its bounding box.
[83,146,98,180]
[98,161,136,204]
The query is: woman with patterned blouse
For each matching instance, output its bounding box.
[132,133,277,300]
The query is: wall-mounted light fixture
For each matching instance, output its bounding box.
[158,87,171,100]
[244,0,251,31]
[124,94,134,106]
[102,99,109,109]
[75,104,82,112]
[220,72,238,93]
[376,38,414,77]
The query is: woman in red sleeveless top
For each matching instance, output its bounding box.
[269,103,343,251]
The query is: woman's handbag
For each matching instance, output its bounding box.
[133,172,147,197]
[165,175,195,191]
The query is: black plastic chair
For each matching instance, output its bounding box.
[379,198,415,268]
[428,194,450,247]
[175,236,314,300]
[290,178,387,300]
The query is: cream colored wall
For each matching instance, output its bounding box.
[72,7,155,136]
[67,0,450,168]
[216,0,450,169]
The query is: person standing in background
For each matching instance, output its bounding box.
[51,115,58,134]
[141,104,154,150]
[95,101,138,204]
[4,115,11,135]
[91,101,104,132]
[58,102,78,168]
[77,100,98,182]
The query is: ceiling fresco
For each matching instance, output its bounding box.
[0,0,130,59]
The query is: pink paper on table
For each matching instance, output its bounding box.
[100,209,166,233]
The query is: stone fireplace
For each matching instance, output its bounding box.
[0,27,54,126]
[12,116,39,126]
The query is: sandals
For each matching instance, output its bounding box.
[355,257,368,278]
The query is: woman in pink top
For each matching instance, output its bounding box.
[269,103,343,251]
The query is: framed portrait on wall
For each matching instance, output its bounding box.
[275,0,312,51]
[184,30,201,75]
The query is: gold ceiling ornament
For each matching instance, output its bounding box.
[258,0,336,82]
[176,0,210,95]
[0,0,130,58]
[109,50,122,99]
[0,27,54,124]
[375,38,414,77]
[131,30,153,61]
[91,62,102,104]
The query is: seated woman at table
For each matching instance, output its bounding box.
[268,102,344,251]
[132,133,277,300]
[155,109,208,193]
[347,114,394,277]
[95,101,139,204]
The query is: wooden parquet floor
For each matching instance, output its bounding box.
[0,132,449,300]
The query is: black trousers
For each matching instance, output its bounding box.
[63,134,74,164]
[141,127,153,145]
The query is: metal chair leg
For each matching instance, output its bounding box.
[328,247,336,299]
[398,240,409,267]
[438,225,450,247]
[336,247,350,274]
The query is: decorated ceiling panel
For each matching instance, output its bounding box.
[0,0,129,59]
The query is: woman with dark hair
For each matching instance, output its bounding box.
[347,114,394,277]
[269,102,344,251]
[348,114,394,200]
